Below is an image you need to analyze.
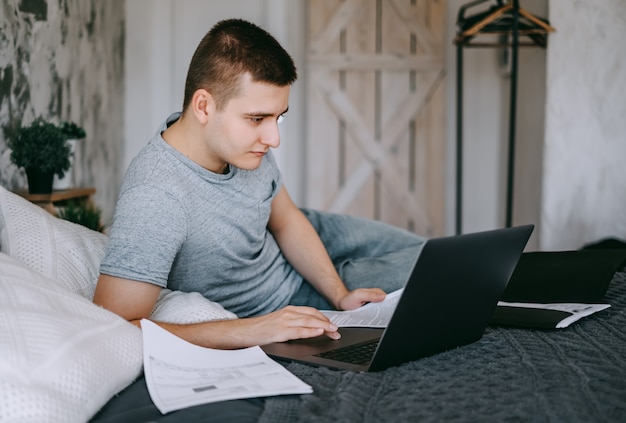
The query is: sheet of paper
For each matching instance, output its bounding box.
[141,319,312,414]
[497,302,611,328]
[320,289,403,328]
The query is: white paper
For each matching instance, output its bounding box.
[497,301,611,328]
[141,319,312,414]
[320,289,403,328]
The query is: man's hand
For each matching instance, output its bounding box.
[157,305,341,349]
[337,288,387,311]
[244,305,341,344]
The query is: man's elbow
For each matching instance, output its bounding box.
[93,273,161,323]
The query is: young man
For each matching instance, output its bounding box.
[94,19,424,349]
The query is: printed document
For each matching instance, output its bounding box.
[141,319,313,414]
[496,302,610,328]
[321,289,403,328]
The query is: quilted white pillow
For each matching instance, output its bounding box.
[152,289,238,323]
[0,186,107,299]
[0,252,143,423]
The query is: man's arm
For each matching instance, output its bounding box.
[93,274,340,348]
[267,186,386,310]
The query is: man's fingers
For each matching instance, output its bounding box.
[325,329,341,340]
[339,288,387,310]
[281,306,336,326]
[285,311,338,332]
[284,307,342,340]
[358,288,386,302]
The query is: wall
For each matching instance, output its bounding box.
[10,0,615,249]
[541,0,626,250]
[0,0,125,226]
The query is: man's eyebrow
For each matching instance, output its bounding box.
[247,107,289,117]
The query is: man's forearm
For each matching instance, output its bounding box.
[271,209,348,309]
[151,318,261,349]
[269,208,388,312]
[140,304,341,349]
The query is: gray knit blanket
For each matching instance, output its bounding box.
[259,271,626,423]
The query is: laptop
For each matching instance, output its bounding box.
[261,224,534,372]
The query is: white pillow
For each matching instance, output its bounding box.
[152,289,238,324]
[0,252,143,423]
[0,186,108,299]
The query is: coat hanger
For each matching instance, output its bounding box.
[517,7,555,33]
[455,0,555,47]
[458,0,512,39]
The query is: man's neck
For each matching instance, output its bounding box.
[162,115,228,174]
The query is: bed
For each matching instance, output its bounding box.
[92,259,626,423]
[1,185,624,422]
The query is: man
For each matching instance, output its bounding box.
[94,19,424,349]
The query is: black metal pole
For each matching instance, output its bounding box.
[456,42,464,235]
[506,1,520,228]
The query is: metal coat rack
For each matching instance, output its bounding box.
[454,0,554,234]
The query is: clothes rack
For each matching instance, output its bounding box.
[454,0,554,234]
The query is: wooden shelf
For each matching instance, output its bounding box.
[14,187,96,214]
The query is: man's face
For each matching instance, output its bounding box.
[205,73,290,173]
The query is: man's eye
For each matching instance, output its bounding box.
[250,117,263,124]
[277,114,285,125]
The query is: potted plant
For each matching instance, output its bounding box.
[8,117,71,194]
[54,121,87,190]
[57,199,103,232]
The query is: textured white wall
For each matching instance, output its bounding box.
[541,0,626,250]
[0,0,125,226]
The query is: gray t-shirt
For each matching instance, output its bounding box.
[100,113,303,317]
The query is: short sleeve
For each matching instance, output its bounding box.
[99,185,187,287]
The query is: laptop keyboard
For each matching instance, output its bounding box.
[314,340,379,365]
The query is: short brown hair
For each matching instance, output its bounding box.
[182,19,297,111]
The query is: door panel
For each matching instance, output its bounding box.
[306,0,446,236]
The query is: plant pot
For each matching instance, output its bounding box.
[26,168,54,194]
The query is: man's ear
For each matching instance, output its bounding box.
[191,89,215,124]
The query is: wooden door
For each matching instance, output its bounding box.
[305,0,446,236]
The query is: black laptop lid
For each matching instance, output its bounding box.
[369,225,533,372]
[500,249,626,303]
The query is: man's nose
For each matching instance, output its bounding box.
[260,121,281,148]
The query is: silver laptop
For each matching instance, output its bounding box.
[261,225,534,372]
